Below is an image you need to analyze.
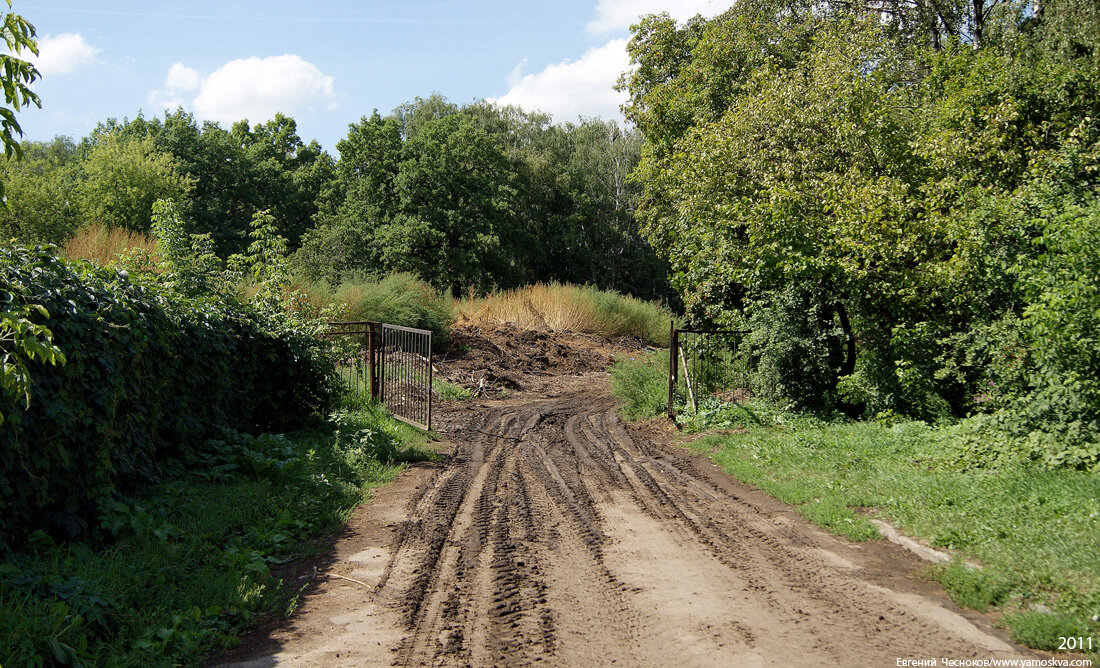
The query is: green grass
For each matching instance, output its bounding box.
[0,404,434,667]
[610,351,670,420]
[293,272,455,345]
[683,418,1100,652]
[433,377,472,401]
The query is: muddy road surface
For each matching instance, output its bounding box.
[224,376,1032,667]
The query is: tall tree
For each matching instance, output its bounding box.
[78,132,193,232]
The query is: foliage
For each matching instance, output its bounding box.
[77,132,193,233]
[227,210,292,307]
[0,406,431,667]
[82,111,335,257]
[0,295,64,425]
[297,98,670,301]
[0,244,339,546]
[621,1,1100,469]
[0,0,40,161]
[150,198,220,296]
[0,138,82,243]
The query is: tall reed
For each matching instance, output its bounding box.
[457,283,673,346]
[59,223,158,266]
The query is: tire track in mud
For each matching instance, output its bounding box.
[375,386,1030,667]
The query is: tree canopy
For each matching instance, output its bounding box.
[621,0,1100,468]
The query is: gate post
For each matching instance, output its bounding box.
[368,322,381,402]
[667,322,679,419]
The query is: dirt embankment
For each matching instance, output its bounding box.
[219,324,1033,667]
[434,323,648,396]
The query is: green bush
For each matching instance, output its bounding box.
[0,245,339,546]
[610,351,670,420]
[296,272,454,346]
[740,286,851,412]
[939,201,1100,473]
[0,407,432,666]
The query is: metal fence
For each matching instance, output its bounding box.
[667,326,750,419]
[380,323,433,430]
[320,321,379,398]
[322,321,433,430]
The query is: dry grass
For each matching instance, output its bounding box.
[456,283,673,346]
[60,224,159,266]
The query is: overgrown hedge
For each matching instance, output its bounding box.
[0,245,339,545]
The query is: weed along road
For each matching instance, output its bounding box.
[223,375,1035,667]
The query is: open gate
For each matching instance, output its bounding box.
[322,321,433,430]
[667,324,749,420]
[380,323,433,430]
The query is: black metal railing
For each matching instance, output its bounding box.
[320,321,379,399]
[322,321,433,430]
[667,324,750,419]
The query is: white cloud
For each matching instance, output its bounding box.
[147,54,336,123]
[164,63,200,91]
[491,40,630,123]
[29,33,99,75]
[506,58,528,88]
[586,0,735,34]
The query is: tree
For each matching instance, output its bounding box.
[0,0,40,160]
[0,137,82,243]
[0,6,66,425]
[298,99,667,300]
[621,1,1100,421]
[78,132,193,232]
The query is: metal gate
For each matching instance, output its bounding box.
[668,325,749,419]
[320,321,379,398]
[380,324,433,430]
[322,321,433,430]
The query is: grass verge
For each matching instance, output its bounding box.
[0,402,434,667]
[457,283,674,346]
[688,420,1099,653]
[610,352,670,420]
[610,355,1099,655]
[434,377,473,401]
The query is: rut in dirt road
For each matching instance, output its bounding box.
[371,388,1030,667]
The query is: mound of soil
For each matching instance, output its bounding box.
[435,323,648,396]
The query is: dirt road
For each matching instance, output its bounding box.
[222,369,1033,667]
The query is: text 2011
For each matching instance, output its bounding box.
[1058,636,1093,651]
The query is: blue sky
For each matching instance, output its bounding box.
[12,0,734,154]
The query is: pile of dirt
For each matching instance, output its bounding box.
[435,323,648,396]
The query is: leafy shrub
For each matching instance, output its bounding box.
[740,286,851,412]
[292,272,454,345]
[0,406,430,667]
[610,351,670,420]
[0,245,339,546]
[940,201,1100,473]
